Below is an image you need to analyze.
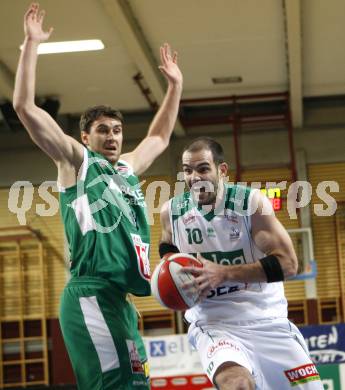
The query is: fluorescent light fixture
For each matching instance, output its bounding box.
[20,39,104,54]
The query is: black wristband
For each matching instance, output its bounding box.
[159,242,179,258]
[259,255,285,283]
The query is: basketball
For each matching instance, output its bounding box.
[151,253,203,311]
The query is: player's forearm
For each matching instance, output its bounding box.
[146,82,182,144]
[224,252,297,283]
[224,261,268,283]
[13,37,39,111]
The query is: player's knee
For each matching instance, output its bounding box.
[218,377,254,390]
[217,378,254,390]
[214,363,255,390]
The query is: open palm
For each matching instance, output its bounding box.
[24,3,53,43]
[159,43,183,86]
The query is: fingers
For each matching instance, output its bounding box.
[163,43,171,62]
[159,46,165,67]
[159,43,175,66]
[159,43,169,68]
[158,65,166,77]
[47,26,54,38]
[197,290,210,303]
[195,254,208,267]
[38,10,45,23]
[181,266,203,276]
[25,3,47,27]
[182,280,197,292]
[32,3,39,20]
[182,277,210,298]
[25,3,37,21]
[198,281,210,294]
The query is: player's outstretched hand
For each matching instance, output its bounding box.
[24,3,53,43]
[158,43,183,87]
[182,254,226,300]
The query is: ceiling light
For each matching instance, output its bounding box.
[212,76,243,84]
[20,39,104,54]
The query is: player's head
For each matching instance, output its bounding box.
[80,105,124,164]
[182,137,228,206]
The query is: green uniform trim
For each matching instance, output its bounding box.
[171,184,252,222]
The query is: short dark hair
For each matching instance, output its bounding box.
[79,105,124,133]
[183,137,225,165]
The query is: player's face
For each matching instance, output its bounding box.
[182,149,221,206]
[82,116,123,164]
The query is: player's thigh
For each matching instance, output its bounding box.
[188,323,254,386]
[60,288,110,389]
[92,290,150,389]
[255,321,323,390]
[60,286,149,390]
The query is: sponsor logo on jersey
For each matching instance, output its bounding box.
[126,340,144,374]
[207,227,216,238]
[131,233,150,280]
[207,285,240,298]
[175,199,189,212]
[116,161,134,178]
[225,210,239,223]
[207,339,240,358]
[117,165,130,178]
[229,226,240,240]
[284,363,320,387]
[201,250,246,266]
[183,214,196,225]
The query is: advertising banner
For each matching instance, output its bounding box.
[299,323,345,365]
[143,334,203,377]
[144,331,345,389]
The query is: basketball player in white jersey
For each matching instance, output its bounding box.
[159,137,323,390]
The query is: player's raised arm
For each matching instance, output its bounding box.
[13,3,83,167]
[120,43,183,175]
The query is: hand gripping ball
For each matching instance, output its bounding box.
[151,253,203,311]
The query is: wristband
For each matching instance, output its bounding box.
[259,255,285,283]
[159,242,179,258]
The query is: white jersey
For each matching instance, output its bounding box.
[168,184,288,323]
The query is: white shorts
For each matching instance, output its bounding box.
[187,318,323,390]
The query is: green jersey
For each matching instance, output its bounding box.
[59,148,151,296]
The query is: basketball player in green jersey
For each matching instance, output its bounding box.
[159,138,323,389]
[14,3,183,389]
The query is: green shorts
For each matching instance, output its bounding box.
[59,277,150,390]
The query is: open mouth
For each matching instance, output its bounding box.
[195,186,206,192]
[104,145,117,151]
[190,182,213,193]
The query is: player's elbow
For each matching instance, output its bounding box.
[13,100,23,113]
[13,100,35,117]
[283,256,298,279]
